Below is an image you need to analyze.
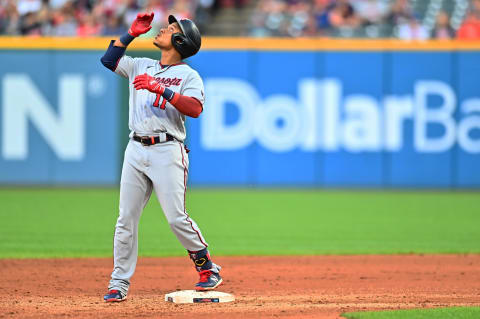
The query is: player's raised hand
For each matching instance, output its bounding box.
[128,12,154,37]
[133,73,165,94]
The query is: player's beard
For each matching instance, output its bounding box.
[153,41,176,54]
[153,41,163,50]
[153,35,167,50]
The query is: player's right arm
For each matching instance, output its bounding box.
[100,12,154,77]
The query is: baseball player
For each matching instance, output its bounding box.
[100,12,222,302]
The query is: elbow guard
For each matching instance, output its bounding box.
[100,40,126,71]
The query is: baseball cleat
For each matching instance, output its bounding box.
[195,270,223,291]
[103,289,127,302]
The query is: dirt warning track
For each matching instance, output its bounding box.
[1,255,479,318]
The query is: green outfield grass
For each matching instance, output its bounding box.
[343,307,480,319]
[0,188,479,258]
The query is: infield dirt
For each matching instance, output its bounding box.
[1,255,479,318]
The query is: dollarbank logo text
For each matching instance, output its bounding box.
[201,78,480,153]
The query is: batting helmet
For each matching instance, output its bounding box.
[168,15,201,59]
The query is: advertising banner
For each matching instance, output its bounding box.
[0,43,478,187]
[0,50,120,184]
[187,50,480,187]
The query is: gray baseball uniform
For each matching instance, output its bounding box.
[108,56,219,295]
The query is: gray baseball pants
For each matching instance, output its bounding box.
[108,139,209,295]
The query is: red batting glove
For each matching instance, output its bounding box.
[133,73,165,94]
[128,12,154,37]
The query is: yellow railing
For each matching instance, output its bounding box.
[1,36,480,51]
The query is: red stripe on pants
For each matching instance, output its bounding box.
[179,143,208,248]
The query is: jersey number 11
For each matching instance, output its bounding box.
[153,94,166,109]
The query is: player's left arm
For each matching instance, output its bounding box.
[133,73,203,118]
[168,94,203,118]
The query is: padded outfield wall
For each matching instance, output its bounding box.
[0,38,479,187]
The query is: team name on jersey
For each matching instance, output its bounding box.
[155,77,183,87]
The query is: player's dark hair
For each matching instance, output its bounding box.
[168,15,201,59]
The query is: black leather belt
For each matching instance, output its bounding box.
[133,133,174,146]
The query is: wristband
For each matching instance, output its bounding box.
[119,32,135,46]
[162,87,175,101]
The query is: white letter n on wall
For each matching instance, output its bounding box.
[2,74,85,160]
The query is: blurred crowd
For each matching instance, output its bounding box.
[250,0,480,39]
[0,0,243,36]
[2,0,480,39]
